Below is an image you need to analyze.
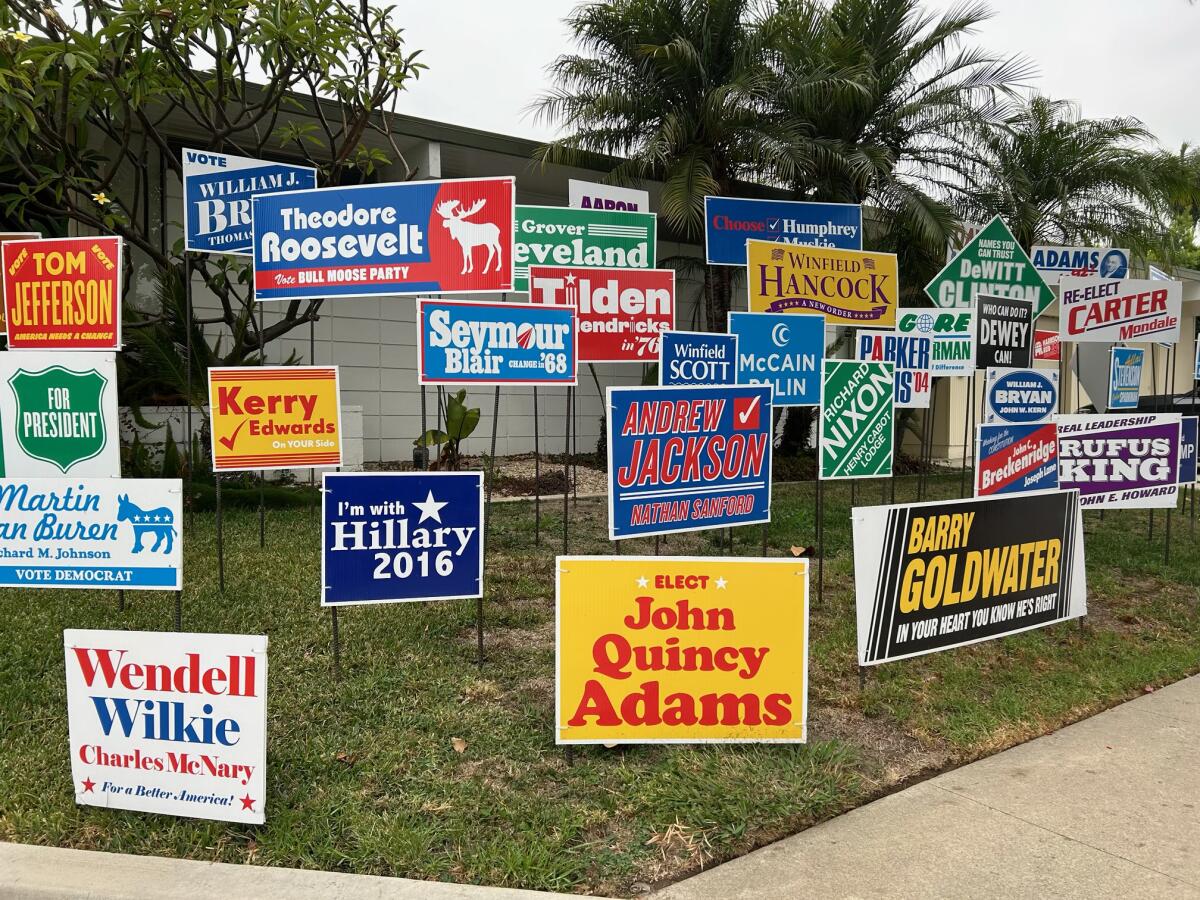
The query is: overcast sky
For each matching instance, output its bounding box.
[395,0,1198,153]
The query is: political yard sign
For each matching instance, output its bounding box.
[1034,330,1060,362]
[0,478,182,590]
[659,331,737,386]
[1058,277,1182,344]
[1032,245,1129,284]
[727,311,823,406]
[983,368,1057,425]
[568,179,649,213]
[975,296,1034,369]
[0,351,119,477]
[606,385,772,540]
[855,330,931,409]
[65,629,267,824]
[820,360,894,480]
[323,472,483,605]
[208,366,342,472]
[2,236,122,350]
[514,206,656,293]
[704,196,861,265]
[0,232,39,333]
[1108,347,1144,411]
[852,490,1086,666]
[556,556,808,744]
[976,423,1059,496]
[1180,417,1198,485]
[897,308,975,376]
[925,216,1053,315]
[251,176,515,301]
[182,148,316,255]
[1057,414,1181,509]
[528,265,673,363]
[746,240,898,327]
[417,299,577,386]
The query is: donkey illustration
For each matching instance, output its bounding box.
[435,198,503,275]
[116,494,176,555]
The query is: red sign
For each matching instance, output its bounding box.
[1034,329,1059,361]
[527,265,674,363]
[3,237,122,349]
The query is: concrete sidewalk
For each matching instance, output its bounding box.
[658,674,1200,899]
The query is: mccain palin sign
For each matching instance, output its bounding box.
[704,197,862,265]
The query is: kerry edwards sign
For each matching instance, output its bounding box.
[983,368,1056,424]
[1108,347,1144,411]
[514,206,656,293]
[65,629,267,824]
[606,385,772,539]
[208,366,342,472]
[1056,414,1181,509]
[925,216,1053,315]
[0,478,182,590]
[747,239,897,326]
[975,296,1033,369]
[975,423,1058,496]
[855,330,931,409]
[1032,245,1128,284]
[417,299,577,385]
[323,472,483,605]
[2,236,122,350]
[704,196,861,265]
[728,311,823,406]
[852,491,1086,665]
[897,309,975,376]
[820,360,894,480]
[659,331,737,386]
[556,556,808,743]
[1058,277,1182,344]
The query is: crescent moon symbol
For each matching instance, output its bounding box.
[771,323,790,346]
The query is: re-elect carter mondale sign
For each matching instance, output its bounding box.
[1058,277,1182,344]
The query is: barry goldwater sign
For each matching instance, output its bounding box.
[606,384,772,540]
[975,295,1033,369]
[0,351,119,477]
[820,360,894,480]
[323,472,483,605]
[1056,414,1181,509]
[65,629,267,824]
[556,556,808,744]
[852,490,1086,666]
[1031,245,1129,284]
[855,330,931,409]
[182,148,316,255]
[976,423,1058,496]
[659,331,737,386]
[704,196,861,265]
[0,478,181,590]
[925,215,1053,315]
[1108,347,1144,411]
[727,311,824,406]
[417,299,577,386]
[514,206,656,293]
[1058,277,1182,344]
[897,308,975,376]
[983,368,1056,425]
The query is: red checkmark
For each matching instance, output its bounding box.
[218,420,249,451]
[734,395,761,430]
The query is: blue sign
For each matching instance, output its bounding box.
[728,311,824,407]
[607,384,772,539]
[182,148,316,255]
[704,196,862,266]
[659,331,737,386]
[1181,417,1198,484]
[323,472,483,605]
[983,368,1057,424]
[418,299,576,385]
[1031,245,1129,282]
[1108,347,1144,411]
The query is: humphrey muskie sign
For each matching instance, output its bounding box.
[704,196,862,265]
[852,490,1087,666]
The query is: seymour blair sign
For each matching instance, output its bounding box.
[556,557,808,743]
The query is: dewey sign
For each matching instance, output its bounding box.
[747,240,898,326]
[1058,277,1182,344]
[704,196,862,265]
[514,206,656,293]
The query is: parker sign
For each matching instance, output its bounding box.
[556,556,808,743]
[1108,347,1144,411]
[727,311,824,407]
[704,196,861,265]
[182,148,316,255]
[853,491,1086,665]
[606,384,772,539]
[976,423,1059,496]
[925,216,1053,315]
[975,296,1033,369]
[1057,414,1181,509]
[820,360,894,480]
[855,330,931,409]
[747,240,898,326]
[417,299,577,385]
[897,309,975,376]
[1032,245,1129,284]
[528,265,673,363]
[0,478,182,590]
[1058,277,1182,344]
[659,331,737,386]
[65,629,267,824]
[2,236,122,350]
[983,368,1057,424]
[0,351,119,477]
[251,176,515,300]
[323,472,483,605]
[514,206,656,292]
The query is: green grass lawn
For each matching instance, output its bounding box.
[2,474,1199,896]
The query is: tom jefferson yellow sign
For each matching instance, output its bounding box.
[556,556,808,743]
[747,239,898,326]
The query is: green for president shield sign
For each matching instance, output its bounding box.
[514,206,656,292]
[820,360,894,480]
[925,216,1053,316]
[0,351,119,477]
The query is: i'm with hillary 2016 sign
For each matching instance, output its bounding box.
[1057,414,1181,509]
[925,216,1053,315]
[855,330,931,409]
[976,423,1058,496]
[251,176,515,301]
[607,384,772,540]
[323,472,483,605]
[704,196,862,265]
[1058,277,1182,344]
[727,311,823,406]
[65,629,267,824]
[820,360,894,479]
[417,299,577,385]
[659,331,737,386]
[514,206,656,293]
[0,478,182,590]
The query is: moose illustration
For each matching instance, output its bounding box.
[435,198,503,275]
[116,494,176,555]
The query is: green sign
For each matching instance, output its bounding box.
[820,360,894,480]
[514,205,656,292]
[924,216,1053,316]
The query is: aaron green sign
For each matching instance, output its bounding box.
[820,359,894,479]
[924,215,1053,316]
[514,205,656,292]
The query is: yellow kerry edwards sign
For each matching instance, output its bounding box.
[746,239,898,326]
[555,556,809,744]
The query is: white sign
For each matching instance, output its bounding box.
[568,179,649,213]
[66,629,268,824]
[1059,277,1182,344]
[1031,246,1129,284]
[896,308,975,376]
